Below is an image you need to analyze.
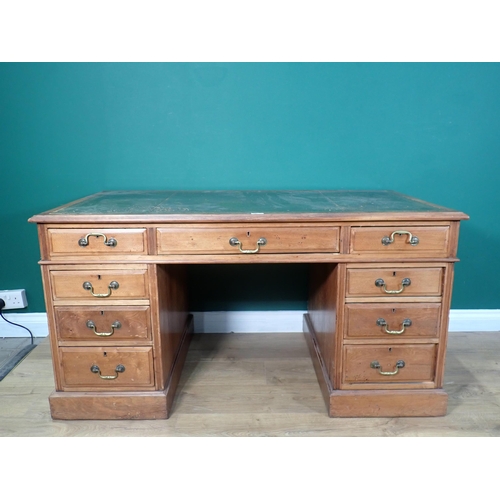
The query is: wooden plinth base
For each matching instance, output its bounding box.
[49,315,193,420]
[50,390,170,420]
[303,314,448,418]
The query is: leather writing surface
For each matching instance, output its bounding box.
[39,190,462,217]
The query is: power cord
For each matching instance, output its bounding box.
[0,298,37,382]
[0,298,34,345]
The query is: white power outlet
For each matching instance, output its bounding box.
[0,289,28,310]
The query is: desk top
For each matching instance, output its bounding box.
[30,190,469,223]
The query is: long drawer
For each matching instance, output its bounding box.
[343,344,437,386]
[59,347,155,391]
[344,303,441,340]
[54,306,151,342]
[157,224,340,255]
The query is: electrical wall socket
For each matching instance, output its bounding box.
[0,289,28,310]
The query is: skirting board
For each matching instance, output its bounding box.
[1,310,499,337]
[0,313,50,338]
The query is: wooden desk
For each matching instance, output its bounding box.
[29,190,468,419]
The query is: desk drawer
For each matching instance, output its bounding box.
[350,225,450,256]
[54,306,151,342]
[343,344,437,385]
[48,228,148,257]
[59,347,155,390]
[50,269,149,300]
[157,225,340,255]
[346,267,443,298]
[344,303,441,339]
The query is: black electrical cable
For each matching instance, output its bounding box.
[0,298,37,381]
[0,298,34,344]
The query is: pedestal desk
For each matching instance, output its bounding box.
[29,191,468,419]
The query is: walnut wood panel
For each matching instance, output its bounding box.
[152,264,189,389]
[333,264,348,389]
[36,255,462,266]
[328,389,448,417]
[342,344,437,387]
[47,227,148,257]
[49,391,170,420]
[41,265,63,391]
[54,306,151,343]
[59,347,155,390]
[164,314,194,416]
[49,268,149,300]
[303,314,334,410]
[435,263,455,387]
[344,303,441,340]
[157,224,340,255]
[307,263,339,386]
[346,267,443,298]
[447,220,461,258]
[349,225,450,256]
[37,224,50,261]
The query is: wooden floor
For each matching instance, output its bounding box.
[1,331,499,436]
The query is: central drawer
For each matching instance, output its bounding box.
[59,347,155,390]
[157,224,340,254]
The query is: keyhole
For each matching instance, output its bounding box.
[98,274,101,280]
[103,352,107,357]
[247,231,251,237]
[393,271,396,277]
[392,309,396,313]
[388,348,392,352]
[100,311,104,316]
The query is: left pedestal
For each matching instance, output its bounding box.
[40,259,191,420]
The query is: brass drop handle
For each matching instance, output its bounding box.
[381,230,419,246]
[370,360,405,376]
[229,237,267,254]
[376,318,412,335]
[86,320,122,337]
[375,277,411,294]
[90,364,125,379]
[78,233,117,247]
[82,280,119,297]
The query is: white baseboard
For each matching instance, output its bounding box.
[0,313,50,338]
[1,310,499,337]
[448,310,500,332]
[192,311,306,334]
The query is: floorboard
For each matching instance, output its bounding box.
[0,331,499,436]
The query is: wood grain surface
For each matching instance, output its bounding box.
[1,331,499,436]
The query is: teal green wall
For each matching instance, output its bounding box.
[1,63,498,312]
